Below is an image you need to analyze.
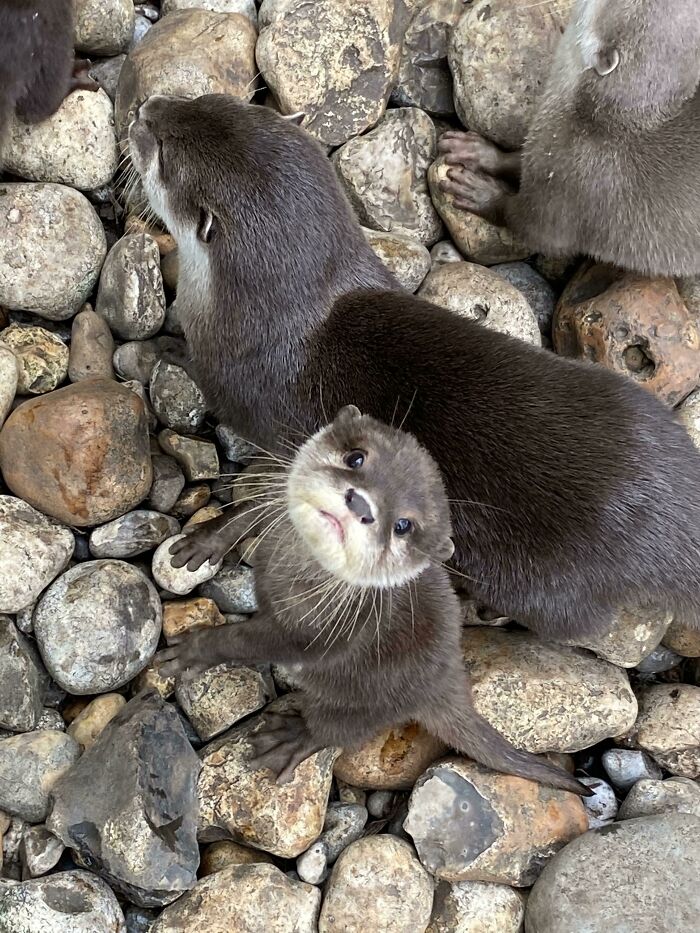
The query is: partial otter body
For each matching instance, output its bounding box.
[159,407,587,795]
[439,0,700,277]
[0,1,98,151]
[128,94,700,641]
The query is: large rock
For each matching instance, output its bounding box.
[96,235,166,340]
[33,560,162,695]
[4,90,119,190]
[0,617,45,733]
[115,9,257,135]
[0,871,126,933]
[257,0,402,147]
[663,619,700,657]
[333,108,443,246]
[628,684,700,778]
[363,228,430,292]
[334,723,446,790]
[561,604,672,668]
[151,864,320,933]
[318,836,433,933]
[47,692,200,908]
[525,813,700,933]
[0,380,152,527]
[0,184,106,319]
[463,629,638,754]
[0,497,74,614]
[176,663,272,741]
[618,777,700,821]
[0,731,80,822]
[426,880,525,933]
[0,325,69,394]
[89,510,179,559]
[198,701,338,857]
[418,261,541,345]
[74,0,135,55]
[404,758,587,886]
[150,361,206,432]
[553,263,700,406]
[448,0,568,149]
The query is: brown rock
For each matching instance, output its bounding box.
[131,661,175,699]
[171,484,212,519]
[334,723,446,790]
[0,324,68,395]
[158,429,219,481]
[553,263,700,406]
[176,663,271,741]
[67,693,127,751]
[125,215,176,255]
[163,597,226,644]
[630,684,700,778]
[68,306,115,382]
[183,505,223,528]
[200,840,274,877]
[0,379,152,527]
[404,758,587,885]
[663,620,700,657]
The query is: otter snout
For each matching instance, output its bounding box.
[345,488,374,525]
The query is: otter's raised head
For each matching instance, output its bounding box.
[286,406,454,588]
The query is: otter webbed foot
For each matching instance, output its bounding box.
[69,59,100,94]
[248,710,325,784]
[169,519,234,572]
[438,130,521,182]
[154,628,236,681]
[438,166,513,225]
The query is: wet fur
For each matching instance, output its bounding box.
[128,94,700,640]
[441,0,700,276]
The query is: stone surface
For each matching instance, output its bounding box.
[163,0,257,22]
[0,871,126,932]
[463,628,638,754]
[0,324,69,395]
[171,485,212,519]
[89,510,179,559]
[20,825,65,878]
[150,360,206,432]
[297,802,368,884]
[449,0,567,149]
[0,183,106,319]
[0,497,74,614]
[113,339,160,383]
[214,426,257,464]
[257,0,401,147]
[89,55,127,102]
[334,723,446,790]
[67,694,127,750]
[579,777,618,829]
[333,108,443,246]
[74,0,135,55]
[115,9,257,135]
[363,228,430,292]
[0,731,80,822]
[491,261,557,338]
[158,429,219,481]
[0,380,152,527]
[404,758,587,886]
[426,880,525,933]
[96,235,166,340]
[318,836,433,933]
[392,0,463,116]
[33,560,161,695]
[176,663,272,741]
[601,748,662,793]
[151,864,320,933]
[663,619,700,657]
[147,455,186,513]
[629,684,700,778]
[428,158,530,265]
[68,307,115,383]
[419,262,541,345]
[152,534,222,595]
[562,604,672,668]
[200,840,274,876]
[553,263,700,406]
[163,597,226,642]
[635,644,682,674]
[0,347,17,427]
[48,692,200,908]
[198,701,338,857]
[678,386,700,450]
[199,565,257,613]
[525,813,700,933]
[618,777,700,820]
[0,616,45,732]
[5,90,119,190]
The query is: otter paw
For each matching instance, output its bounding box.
[438,130,505,176]
[154,629,230,681]
[248,712,323,784]
[69,59,100,93]
[169,525,230,572]
[439,167,511,218]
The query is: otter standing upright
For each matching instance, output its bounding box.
[439,0,700,277]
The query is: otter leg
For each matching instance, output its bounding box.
[248,707,327,784]
[169,507,268,571]
[438,131,521,183]
[438,167,514,226]
[423,675,591,796]
[68,59,100,94]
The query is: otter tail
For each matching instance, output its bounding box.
[425,702,592,797]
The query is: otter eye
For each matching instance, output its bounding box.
[394,518,413,536]
[344,450,365,469]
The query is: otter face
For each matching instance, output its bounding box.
[286,406,454,588]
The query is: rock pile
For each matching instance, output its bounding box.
[1,2,699,931]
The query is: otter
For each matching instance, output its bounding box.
[438,0,700,277]
[128,93,700,641]
[0,0,99,151]
[158,406,588,795]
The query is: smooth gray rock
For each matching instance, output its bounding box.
[149,361,206,433]
[199,565,257,614]
[113,340,160,383]
[618,777,700,820]
[0,731,80,822]
[89,510,179,558]
[20,825,65,877]
[0,617,45,732]
[147,455,186,514]
[602,748,663,792]
[491,262,557,337]
[0,871,126,932]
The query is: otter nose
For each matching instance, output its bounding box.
[345,489,374,525]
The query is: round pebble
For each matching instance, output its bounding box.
[0,870,126,932]
[152,534,222,596]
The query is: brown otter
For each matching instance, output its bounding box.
[0,1,99,151]
[158,405,588,795]
[128,93,700,641]
[438,0,700,277]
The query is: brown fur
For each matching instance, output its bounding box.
[438,0,700,276]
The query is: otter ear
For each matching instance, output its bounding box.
[594,47,620,76]
[282,111,306,126]
[336,404,361,423]
[437,537,455,562]
[197,208,217,244]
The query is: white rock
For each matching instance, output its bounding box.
[74,0,135,56]
[629,684,700,778]
[152,534,222,595]
[618,777,700,820]
[0,871,126,932]
[426,880,525,933]
[602,748,662,793]
[579,777,618,829]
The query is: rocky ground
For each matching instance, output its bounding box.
[1,2,700,932]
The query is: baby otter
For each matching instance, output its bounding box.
[158,406,588,795]
[0,0,99,151]
[129,93,700,641]
[439,0,700,277]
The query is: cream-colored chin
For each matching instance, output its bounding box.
[288,501,352,580]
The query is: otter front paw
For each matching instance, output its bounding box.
[169,524,230,572]
[154,629,232,681]
[438,166,511,221]
[438,130,506,176]
[248,711,324,784]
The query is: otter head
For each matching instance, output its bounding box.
[286,406,454,588]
